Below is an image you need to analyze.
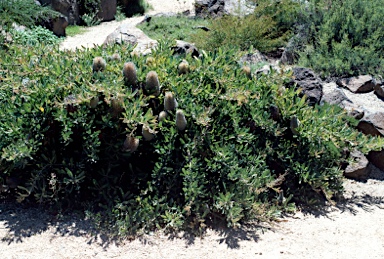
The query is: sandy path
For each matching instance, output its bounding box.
[59,0,195,51]
[1,176,383,259]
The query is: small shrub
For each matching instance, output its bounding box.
[298,0,384,77]
[10,26,62,46]
[0,42,382,235]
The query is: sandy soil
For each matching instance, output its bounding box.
[2,1,384,258]
[1,169,383,259]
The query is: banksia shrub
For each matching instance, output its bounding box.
[122,62,138,88]
[92,56,106,72]
[164,91,177,111]
[178,60,189,75]
[145,70,160,96]
[175,109,187,131]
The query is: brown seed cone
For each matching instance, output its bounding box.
[176,109,187,131]
[112,53,121,61]
[92,56,106,72]
[178,60,189,75]
[142,125,155,141]
[242,65,251,78]
[111,97,124,113]
[123,62,137,87]
[145,71,160,96]
[164,91,178,111]
[158,111,168,122]
[123,136,139,152]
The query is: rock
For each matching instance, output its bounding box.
[287,67,323,105]
[368,150,384,171]
[97,0,116,22]
[195,0,225,18]
[336,75,375,93]
[119,0,146,17]
[172,40,200,58]
[104,24,157,54]
[321,87,352,106]
[373,78,384,98]
[344,150,371,179]
[224,0,255,16]
[357,112,384,137]
[239,51,267,66]
[42,15,68,37]
[51,0,80,25]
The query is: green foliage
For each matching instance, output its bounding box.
[0,0,60,28]
[298,0,384,77]
[192,0,300,53]
[1,42,382,234]
[137,16,208,42]
[10,26,62,46]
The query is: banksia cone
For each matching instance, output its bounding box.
[111,97,124,113]
[242,65,251,78]
[112,53,121,61]
[158,111,168,122]
[164,91,178,111]
[123,136,139,152]
[92,56,106,72]
[178,60,189,75]
[290,115,300,135]
[145,71,160,96]
[89,96,99,108]
[146,56,155,66]
[142,125,155,141]
[123,62,137,87]
[176,109,187,131]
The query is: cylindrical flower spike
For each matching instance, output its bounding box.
[176,109,187,131]
[123,62,138,87]
[158,111,168,122]
[142,125,155,141]
[164,91,178,111]
[92,57,106,72]
[242,65,251,79]
[145,71,160,96]
[123,136,139,152]
[178,60,189,75]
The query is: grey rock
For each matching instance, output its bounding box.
[287,67,323,105]
[336,75,375,93]
[172,40,200,58]
[321,87,352,106]
[357,112,384,137]
[344,150,370,179]
[239,51,267,66]
[104,24,157,54]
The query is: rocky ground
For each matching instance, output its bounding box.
[1,1,384,258]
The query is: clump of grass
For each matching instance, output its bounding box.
[137,15,208,42]
[66,25,88,37]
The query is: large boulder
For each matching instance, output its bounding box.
[104,23,157,55]
[119,0,146,17]
[171,40,200,58]
[97,0,117,22]
[336,75,376,93]
[51,0,80,25]
[368,151,384,172]
[41,15,69,37]
[286,67,323,105]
